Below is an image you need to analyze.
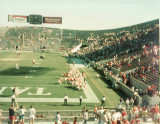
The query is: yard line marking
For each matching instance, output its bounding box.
[0,98,98,103]
[0,84,63,87]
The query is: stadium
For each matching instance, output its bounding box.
[0,1,159,124]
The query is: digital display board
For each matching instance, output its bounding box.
[29,15,42,24]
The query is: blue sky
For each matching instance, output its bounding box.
[0,0,159,30]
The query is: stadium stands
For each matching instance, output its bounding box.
[0,19,159,123]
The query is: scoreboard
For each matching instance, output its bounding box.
[29,15,42,24]
[8,14,62,25]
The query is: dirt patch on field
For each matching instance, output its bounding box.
[0,58,19,61]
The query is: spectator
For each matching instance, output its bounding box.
[0,109,5,124]
[29,105,36,124]
[9,102,18,124]
[101,96,106,107]
[96,107,101,122]
[153,104,159,124]
[83,109,88,124]
[125,98,130,110]
[18,105,26,124]
[55,112,61,124]
[117,103,122,112]
[121,108,127,122]
[105,109,111,124]
[101,111,108,124]
[73,117,78,124]
[111,111,117,124]
[82,107,86,118]
[119,98,123,105]
[130,98,134,109]
[93,106,97,121]
[99,106,104,123]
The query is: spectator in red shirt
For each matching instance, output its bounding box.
[122,108,127,122]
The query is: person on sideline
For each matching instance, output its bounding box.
[101,96,106,107]
[79,95,83,106]
[0,109,5,124]
[29,105,36,124]
[64,94,68,106]
[55,112,61,124]
[9,102,18,124]
[83,109,88,124]
[18,105,26,124]
[101,111,108,124]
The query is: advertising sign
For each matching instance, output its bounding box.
[43,17,62,24]
[8,15,27,23]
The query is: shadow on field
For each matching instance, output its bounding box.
[0,95,10,97]
[64,86,79,91]
[0,66,56,76]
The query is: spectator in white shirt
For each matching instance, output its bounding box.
[83,110,88,124]
[64,94,68,106]
[130,98,134,109]
[29,105,36,124]
[99,106,104,123]
[101,96,106,107]
[126,98,130,110]
[56,112,61,124]
[18,105,26,124]
[101,111,108,124]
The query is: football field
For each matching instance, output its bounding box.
[0,51,125,110]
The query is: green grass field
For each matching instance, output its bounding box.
[0,51,125,111]
[0,52,86,98]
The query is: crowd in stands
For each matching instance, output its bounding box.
[0,27,62,51]
[91,104,160,124]
[104,44,159,96]
[80,23,159,62]
[1,102,159,124]
[59,69,87,90]
[88,41,159,98]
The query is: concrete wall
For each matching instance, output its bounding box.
[142,94,159,106]
[111,67,120,74]
[108,74,141,105]
[129,76,149,90]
